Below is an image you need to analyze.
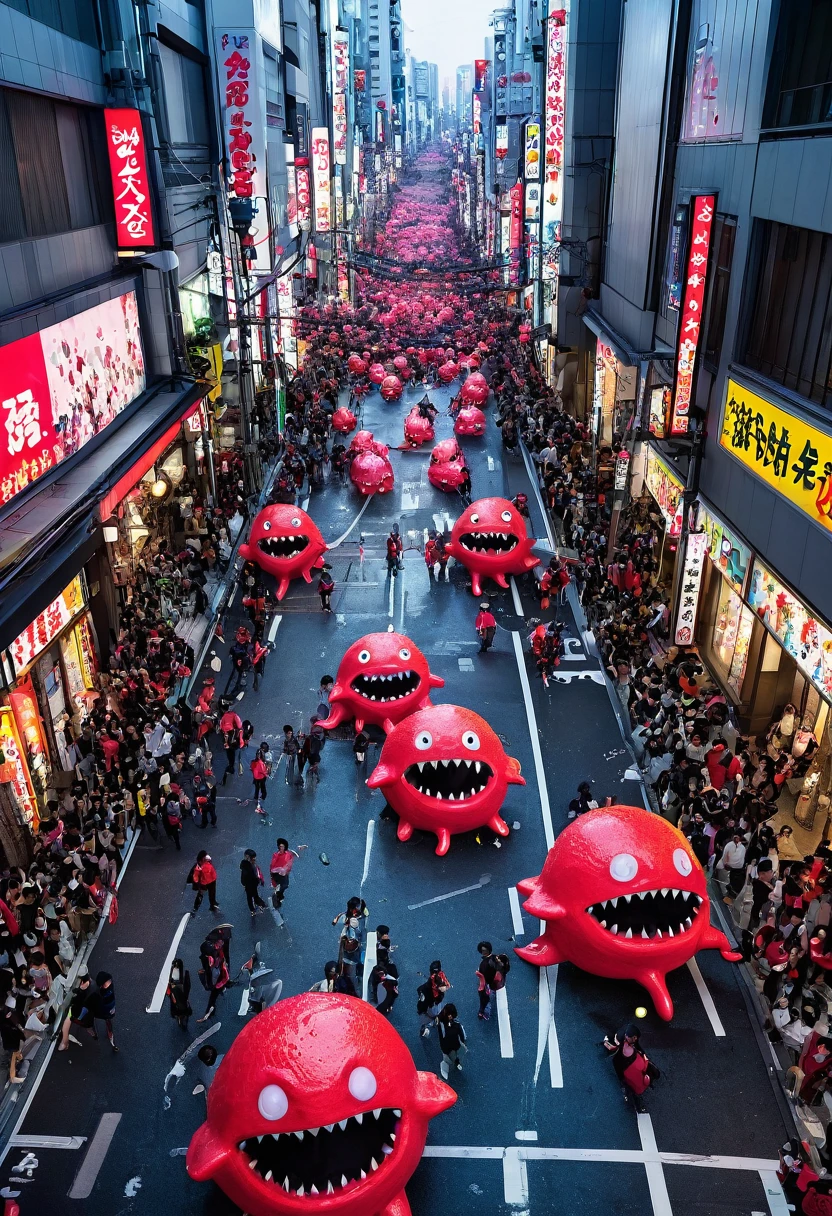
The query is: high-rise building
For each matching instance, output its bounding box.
[456,64,473,127]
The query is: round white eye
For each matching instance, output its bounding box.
[258,1084,289,1121]
[358,650,371,664]
[673,848,693,877]
[348,1067,377,1103]
[262,521,271,531]
[501,510,512,522]
[470,513,479,524]
[291,517,301,527]
[462,731,480,751]
[398,648,411,660]
[415,731,433,751]
[609,853,638,883]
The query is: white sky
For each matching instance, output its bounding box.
[401,0,490,97]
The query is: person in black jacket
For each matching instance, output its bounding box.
[437,1004,467,1079]
[240,850,266,914]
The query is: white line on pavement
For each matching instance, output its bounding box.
[487,455,495,471]
[508,886,525,936]
[146,913,191,1014]
[545,964,563,1088]
[511,629,555,849]
[759,1170,790,1215]
[68,1113,122,1199]
[407,875,491,910]
[10,1136,86,1150]
[686,958,726,1037]
[421,1145,779,1171]
[638,1113,674,1216]
[496,986,514,1059]
[360,819,375,890]
[328,494,373,548]
[510,574,524,617]
[237,979,251,1016]
[533,967,549,1087]
[502,1147,529,1211]
[362,932,378,1003]
[115,947,144,953]
[388,574,395,618]
[267,613,283,644]
[515,1131,538,1141]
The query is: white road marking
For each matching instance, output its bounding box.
[432,513,444,531]
[388,574,395,618]
[360,818,376,889]
[362,931,378,1003]
[327,494,373,547]
[301,495,310,511]
[515,1131,538,1141]
[533,967,550,1086]
[115,947,144,954]
[561,637,587,660]
[407,875,491,910]
[495,986,514,1058]
[502,1147,529,1211]
[146,913,191,1014]
[487,455,495,471]
[267,613,283,644]
[545,964,563,1088]
[421,1145,779,1171]
[510,574,524,616]
[638,1113,674,1216]
[511,630,555,849]
[68,1113,122,1199]
[10,1136,85,1150]
[686,958,726,1037]
[508,886,525,936]
[401,491,419,510]
[549,669,606,685]
[759,1170,790,1215]
[237,978,251,1016]
[458,658,474,671]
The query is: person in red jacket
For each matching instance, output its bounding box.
[219,708,243,785]
[189,851,219,915]
[250,753,269,804]
[475,602,497,653]
[704,740,743,793]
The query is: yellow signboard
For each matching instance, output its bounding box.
[720,378,832,535]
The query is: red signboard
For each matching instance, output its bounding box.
[670,193,716,435]
[509,182,523,284]
[104,108,156,249]
[354,69,366,92]
[296,165,312,231]
[474,60,488,91]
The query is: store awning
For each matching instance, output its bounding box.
[582,306,641,368]
[0,378,203,654]
[98,400,202,521]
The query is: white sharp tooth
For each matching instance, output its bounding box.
[679,923,686,934]
[265,1170,273,1182]
[429,760,438,770]
[684,918,692,930]
[454,758,462,767]
[393,1109,402,1117]
[360,1170,367,1180]
[293,1130,305,1141]
[611,897,618,907]
[641,928,649,938]
[441,759,450,767]
[610,924,618,934]
[389,1133,396,1142]
[624,894,632,904]
[475,761,481,773]
[657,928,663,938]
[601,900,608,910]
[599,920,607,929]
[672,889,680,898]
[271,1133,280,1142]
[667,927,674,937]
[308,1127,319,1136]
[373,1109,382,1119]
[311,1185,319,1194]
[327,1182,335,1194]
[257,1135,264,1144]
[341,1175,349,1187]
[418,762,425,772]
[382,1144,394,1155]
[249,1160,257,1170]
[661,888,669,897]
[625,928,633,938]
[296,1185,304,1197]
[435,791,443,799]
[637,892,647,900]
[324,1124,334,1133]
[283,1178,290,1191]
[338,1119,348,1131]
[448,792,456,801]
[355,1113,363,1125]
[371,1158,379,1171]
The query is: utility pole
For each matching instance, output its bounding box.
[227,196,262,498]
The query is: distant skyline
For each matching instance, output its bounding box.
[401,0,488,92]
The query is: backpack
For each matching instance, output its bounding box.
[166,803,182,827]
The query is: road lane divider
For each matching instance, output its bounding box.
[146,913,191,1014]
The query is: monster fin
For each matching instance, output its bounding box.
[275,577,291,601]
[701,925,743,962]
[355,718,365,733]
[397,819,414,842]
[367,764,396,788]
[522,893,567,920]
[428,673,446,688]
[506,756,525,785]
[414,1069,457,1117]
[239,543,252,562]
[514,936,566,966]
[434,828,451,856]
[470,573,483,597]
[313,552,327,568]
[639,969,675,1022]
[318,706,346,731]
[186,1121,230,1181]
[516,875,538,898]
[488,814,510,837]
[494,573,509,589]
[381,1193,413,1216]
[302,568,314,583]
[525,554,541,571]
[382,717,395,733]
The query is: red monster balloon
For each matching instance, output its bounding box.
[368,363,386,385]
[436,361,458,384]
[239,504,328,601]
[332,407,358,435]
[403,407,434,447]
[187,994,455,1216]
[393,355,409,372]
[349,430,376,454]
[427,454,467,492]
[514,806,742,1021]
[347,354,367,375]
[368,704,525,856]
[351,450,394,496]
[380,375,404,402]
[454,405,486,436]
[459,377,489,408]
[445,497,538,596]
[430,437,461,464]
[320,631,444,733]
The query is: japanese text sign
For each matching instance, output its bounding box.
[311,127,331,233]
[0,708,35,827]
[104,108,155,249]
[721,378,832,537]
[750,560,832,700]
[674,531,707,645]
[333,33,349,165]
[670,194,715,434]
[296,165,312,230]
[525,122,541,180]
[542,5,567,278]
[11,577,85,674]
[216,30,270,272]
[645,446,684,537]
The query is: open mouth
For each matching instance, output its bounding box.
[404,758,493,800]
[459,531,518,555]
[587,889,704,939]
[257,534,310,560]
[351,670,421,703]
[239,1107,400,1198]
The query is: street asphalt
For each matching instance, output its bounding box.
[3,379,791,1215]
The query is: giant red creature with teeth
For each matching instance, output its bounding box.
[239,505,328,601]
[445,497,538,597]
[367,704,525,856]
[187,994,455,1215]
[320,632,444,734]
[514,806,742,1020]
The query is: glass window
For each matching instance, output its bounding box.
[763,0,832,130]
[158,43,210,146]
[739,219,832,410]
[10,0,98,48]
[702,213,736,371]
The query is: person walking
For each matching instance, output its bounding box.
[376,962,399,1016]
[166,957,192,1030]
[605,1024,659,1113]
[196,932,231,1023]
[282,725,302,787]
[250,752,269,804]
[475,602,497,653]
[219,706,243,785]
[720,831,748,901]
[195,782,217,829]
[57,970,97,1051]
[240,849,267,915]
[476,941,498,1020]
[90,971,118,1051]
[318,565,335,612]
[300,719,324,786]
[161,793,183,850]
[269,838,308,910]
[417,960,451,1038]
[437,1004,467,1078]
[189,850,219,915]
